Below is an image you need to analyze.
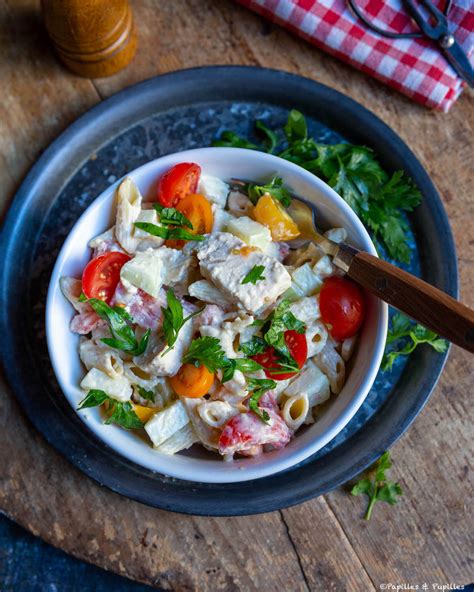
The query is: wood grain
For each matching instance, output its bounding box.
[0,0,473,590]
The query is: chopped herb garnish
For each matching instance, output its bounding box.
[183,336,262,382]
[351,451,403,520]
[247,176,292,208]
[382,313,448,371]
[77,389,143,430]
[221,357,263,383]
[182,336,228,373]
[134,221,204,242]
[152,203,193,229]
[246,378,277,424]
[86,298,150,356]
[241,265,266,285]
[239,336,267,356]
[161,289,203,356]
[137,386,155,404]
[213,109,422,263]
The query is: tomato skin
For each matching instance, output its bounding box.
[252,330,308,381]
[157,163,201,207]
[82,251,131,303]
[319,276,365,340]
[170,363,214,398]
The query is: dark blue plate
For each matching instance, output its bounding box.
[0,67,456,515]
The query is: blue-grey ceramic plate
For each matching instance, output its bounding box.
[0,67,456,515]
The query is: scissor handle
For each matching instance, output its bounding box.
[403,0,448,39]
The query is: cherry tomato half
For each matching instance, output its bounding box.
[157,162,201,207]
[82,251,131,303]
[252,330,308,381]
[165,194,214,249]
[169,363,215,398]
[319,276,365,340]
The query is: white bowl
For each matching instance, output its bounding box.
[46,147,388,483]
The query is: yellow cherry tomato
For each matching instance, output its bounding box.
[169,363,215,398]
[165,193,213,249]
[253,193,300,241]
[132,404,157,423]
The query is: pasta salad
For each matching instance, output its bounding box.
[60,162,366,460]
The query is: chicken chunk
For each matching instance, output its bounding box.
[196,233,291,313]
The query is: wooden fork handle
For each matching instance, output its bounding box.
[346,251,474,353]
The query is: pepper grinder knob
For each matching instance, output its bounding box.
[41,0,137,78]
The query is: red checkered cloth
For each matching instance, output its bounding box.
[237,0,474,112]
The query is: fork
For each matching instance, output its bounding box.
[230,179,474,352]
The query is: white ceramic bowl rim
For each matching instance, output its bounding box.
[46,147,388,483]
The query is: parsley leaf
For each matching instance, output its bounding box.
[152,203,193,229]
[221,357,263,383]
[134,222,204,242]
[241,265,266,285]
[77,389,108,409]
[137,386,155,404]
[246,378,276,423]
[247,176,292,208]
[382,313,448,371]
[183,336,262,383]
[255,120,278,154]
[213,109,422,263]
[182,336,228,373]
[86,298,150,356]
[239,336,267,356]
[212,130,260,150]
[264,300,306,354]
[161,289,203,355]
[77,389,143,430]
[351,451,403,520]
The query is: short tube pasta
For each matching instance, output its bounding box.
[282,394,309,431]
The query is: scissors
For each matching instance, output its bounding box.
[348,0,474,87]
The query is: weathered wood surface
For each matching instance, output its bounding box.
[0,0,472,590]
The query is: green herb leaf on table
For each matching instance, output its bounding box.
[247,176,292,208]
[350,451,403,520]
[213,109,422,263]
[241,265,266,285]
[255,119,278,154]
[137,386,155,404]
[212,130,259,150]
[86,298,150,356]
[161,289,204,356]
[246,378,277,424]
[134,221,204,242]
[77,389,143,430]
[382,312,448,372]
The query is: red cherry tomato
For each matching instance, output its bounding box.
[157,162,201,207]
[319,276,365,340]
[252,330,308,381]
[82,251,131,303]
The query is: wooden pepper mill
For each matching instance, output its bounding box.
[41,0,137,78]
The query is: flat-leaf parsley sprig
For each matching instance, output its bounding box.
[134,203,204,242]
[85,297,150,356]
[213,109,421,264]
[77,389,144,430]
[351,451,403,520]
[246,378,277,424]
[241,265,266,285]
[382,312,448,372]
[160,289,204,356]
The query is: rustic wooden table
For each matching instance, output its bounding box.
[1,1,473,590]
